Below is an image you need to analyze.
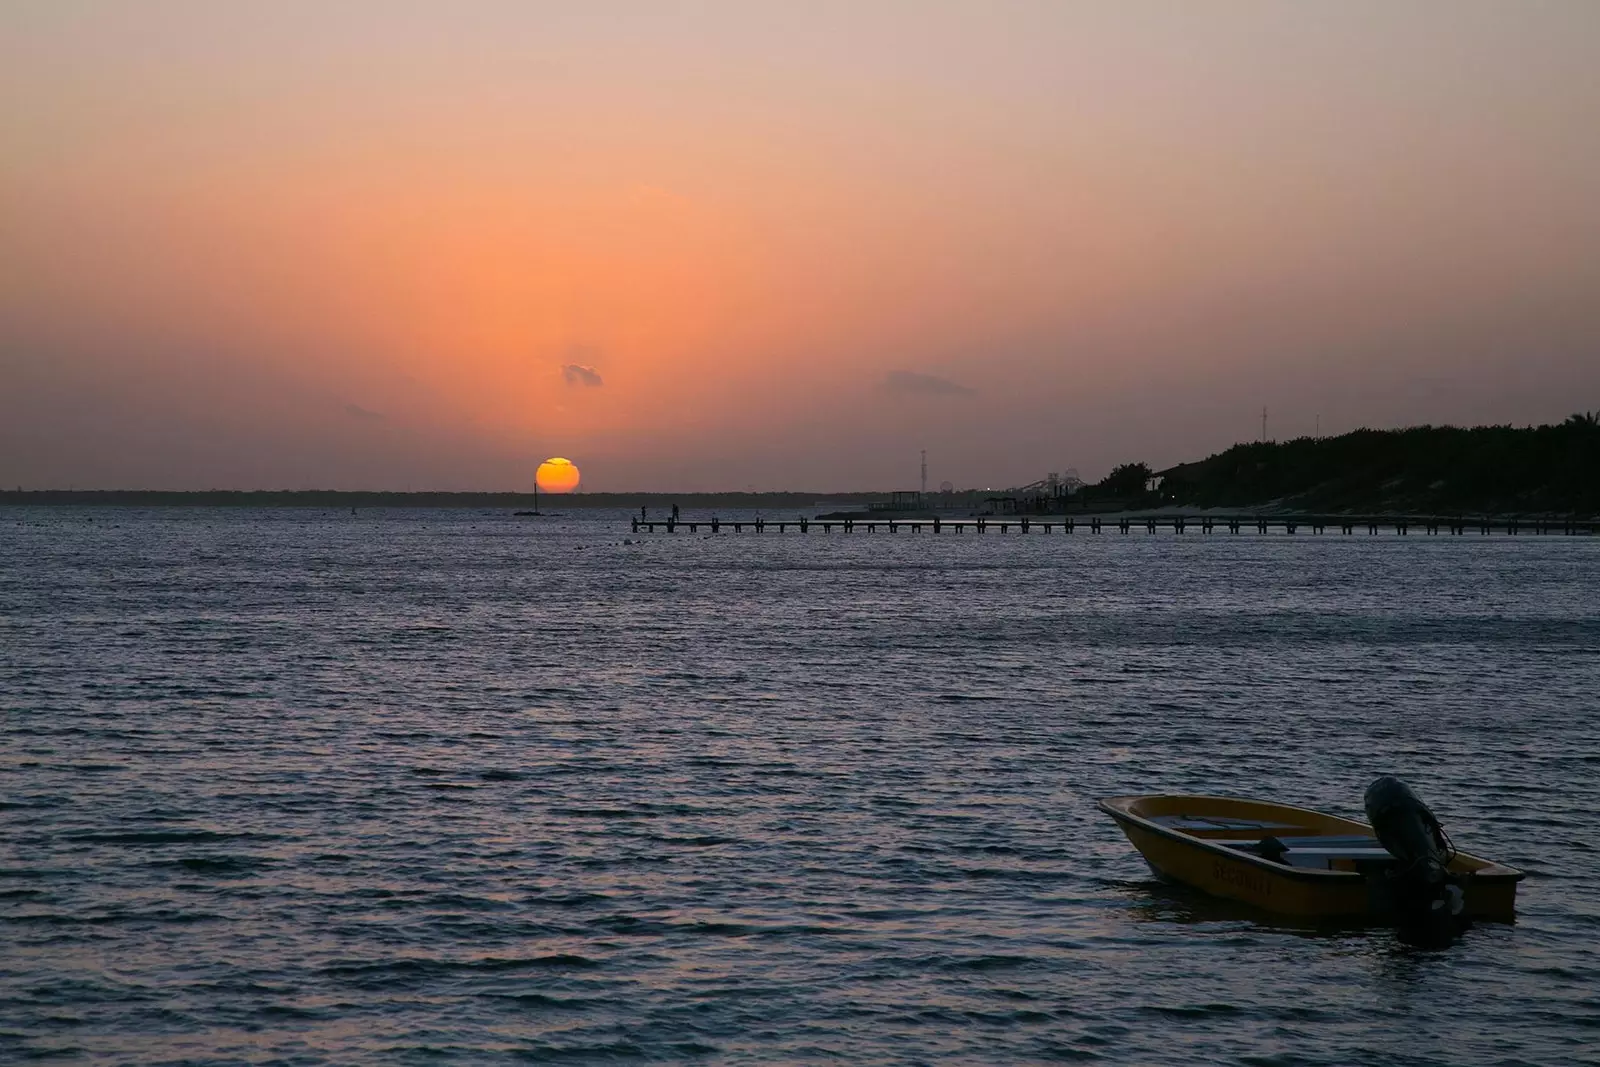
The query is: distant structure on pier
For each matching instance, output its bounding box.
[868,490,927,513]
[817,462,1088,520]
[983,468,1085,514]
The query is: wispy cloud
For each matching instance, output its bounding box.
[562,363,604,388]
[344,402,385,419]
[879,370,975,397]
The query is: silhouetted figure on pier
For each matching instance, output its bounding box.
[671,503,680,522]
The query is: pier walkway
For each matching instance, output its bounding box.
[631,515,1599,536]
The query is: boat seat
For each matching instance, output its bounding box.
[1219,837,1395,871]
[1217,835,1379,849]
[1151,815,1307,836]
[1279,847,1396,871]
[1264,835,1380,849]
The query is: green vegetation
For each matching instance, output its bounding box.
[1151,415,1600,516]
[1095,462,1154,498]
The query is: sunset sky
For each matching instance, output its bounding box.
[4,2,1598,491]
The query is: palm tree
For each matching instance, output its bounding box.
[1566,411,1599,428]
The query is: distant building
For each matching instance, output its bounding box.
[867,490,925,512]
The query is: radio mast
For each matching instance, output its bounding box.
[920,450,927,496]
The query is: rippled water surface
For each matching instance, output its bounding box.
[3,507,1598,1065]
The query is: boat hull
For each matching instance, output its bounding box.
[1100,795,1521,922]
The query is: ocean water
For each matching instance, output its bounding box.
[2,507,1598,1066]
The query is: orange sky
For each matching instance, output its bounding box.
[4,2,1599,490]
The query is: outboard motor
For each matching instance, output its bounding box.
[1363,776,1467,945]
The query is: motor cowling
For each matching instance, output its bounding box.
[1363,775,1467,945]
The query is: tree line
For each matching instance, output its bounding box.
[1087,413,1600,515]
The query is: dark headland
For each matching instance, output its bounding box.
[1150,415,1599,517]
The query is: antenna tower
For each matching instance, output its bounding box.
[1261,406,1268,443]
[920,450,927,496]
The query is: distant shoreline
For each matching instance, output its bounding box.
[11,421,1594,515]
[2,490,1593,521]
[0,489,884,509]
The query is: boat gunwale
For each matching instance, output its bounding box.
[1097,794,1524,884]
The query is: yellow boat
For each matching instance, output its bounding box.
[1099,794,1523,922]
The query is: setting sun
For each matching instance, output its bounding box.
[535,457,581,494]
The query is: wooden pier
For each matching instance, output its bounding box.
[630,515,1600,537]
